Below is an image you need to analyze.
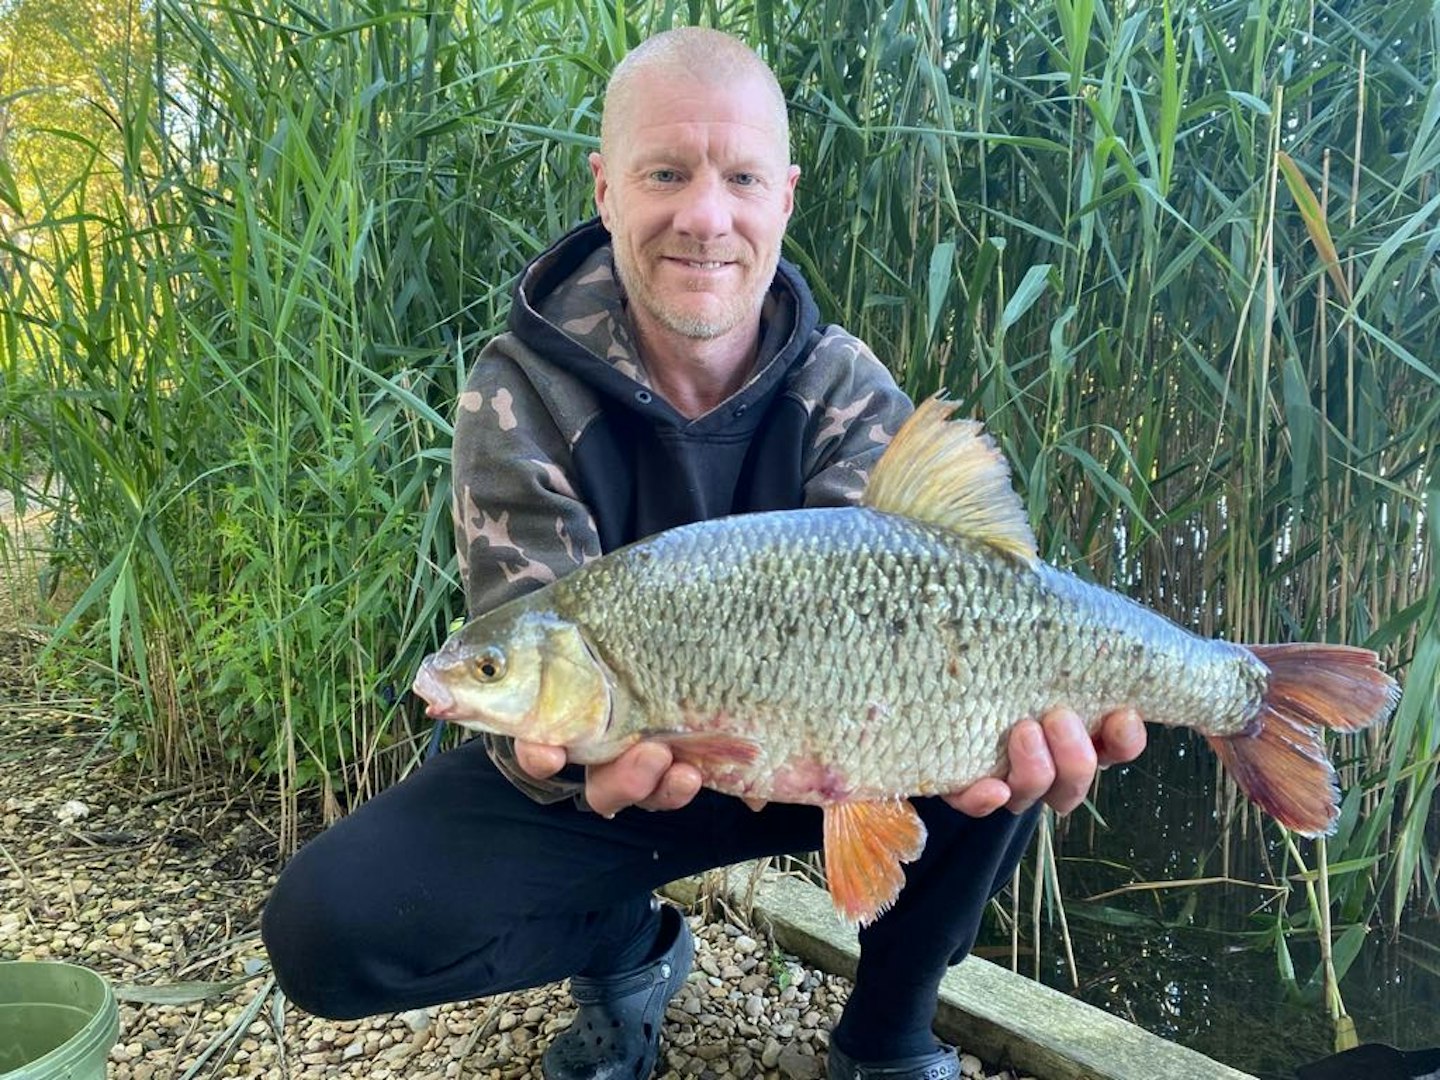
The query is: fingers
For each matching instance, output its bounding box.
[1001,718,1058,815]
[1095,706,1146,767]
[637,762,704,812]
[585,742,701,818]
[941,777,1011,818]
[519,739,702,814]
[940,719,1055,819]
[999,711,1097,816]
[514,740,567,781]
[1031,708,1098,814]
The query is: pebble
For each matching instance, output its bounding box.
[778,1042,824,1080]
[762,1037,784,1068]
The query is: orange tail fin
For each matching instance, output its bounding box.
[1206,643,1400,836]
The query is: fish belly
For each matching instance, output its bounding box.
[555,506,1264,804]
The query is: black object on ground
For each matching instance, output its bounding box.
[1296,1043,1440,1080]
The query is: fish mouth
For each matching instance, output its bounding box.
[411,663,455,719]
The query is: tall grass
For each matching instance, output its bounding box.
[0,0,1434,1024]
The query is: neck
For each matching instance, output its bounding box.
[632,320,761,420]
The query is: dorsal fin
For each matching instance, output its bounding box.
[862,396,1038,564]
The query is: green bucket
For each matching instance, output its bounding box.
[0,961,119,1079]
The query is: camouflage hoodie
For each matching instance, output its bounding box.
[451,217,913,803]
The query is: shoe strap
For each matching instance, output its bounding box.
[568,956,678,1004]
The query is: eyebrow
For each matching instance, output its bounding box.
[629,151,775,173]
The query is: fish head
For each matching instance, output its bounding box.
[412,607,610,750]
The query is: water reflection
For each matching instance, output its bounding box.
[986,726,1440,1080]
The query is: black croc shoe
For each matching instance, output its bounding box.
[541,903,694,1080]
[827,1042,961,1080]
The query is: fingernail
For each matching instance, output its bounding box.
[1020,725,1043,754]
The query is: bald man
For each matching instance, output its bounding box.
[261,27,1145,1080]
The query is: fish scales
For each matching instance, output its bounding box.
[540,505,1265,803]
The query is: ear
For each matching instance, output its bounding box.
[781,164,800,220]
[589,151,612,227]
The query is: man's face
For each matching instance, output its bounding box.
[590,70,800,345]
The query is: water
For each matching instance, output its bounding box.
[1014,727,1440,1079]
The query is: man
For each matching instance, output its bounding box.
[261,26,1145,1080]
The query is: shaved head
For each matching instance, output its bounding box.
[600,27,790,160]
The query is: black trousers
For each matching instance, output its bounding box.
[260,737,1038,1024]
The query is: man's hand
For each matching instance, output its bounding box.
[942,707,1146,818]
[514,739,703,817]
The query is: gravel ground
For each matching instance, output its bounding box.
[0,629,1033,1080]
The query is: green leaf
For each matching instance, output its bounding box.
[999,264,1052,334]
[113,976,262,1006]
[925,241,955,345]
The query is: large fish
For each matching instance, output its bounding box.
[414,399,1399,924]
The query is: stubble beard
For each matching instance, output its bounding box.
[613,246,777,342]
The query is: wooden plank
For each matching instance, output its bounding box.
[670,867,1256,1080]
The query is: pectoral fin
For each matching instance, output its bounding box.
[822,799,928,925]
[650,732,763,769]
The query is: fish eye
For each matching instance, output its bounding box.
[473,647,507,682]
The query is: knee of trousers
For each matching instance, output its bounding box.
[260,846,401,1020]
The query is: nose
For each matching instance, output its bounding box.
[673,173,731,242]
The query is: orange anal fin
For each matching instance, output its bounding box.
[650,732,763,769]
[822,799,928,926]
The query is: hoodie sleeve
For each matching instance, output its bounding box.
[451,341,601,617]
[450,339,600,805]
[792,327,915,507]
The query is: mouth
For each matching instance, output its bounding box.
[665,256,736,271]
[412,663,456,719]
